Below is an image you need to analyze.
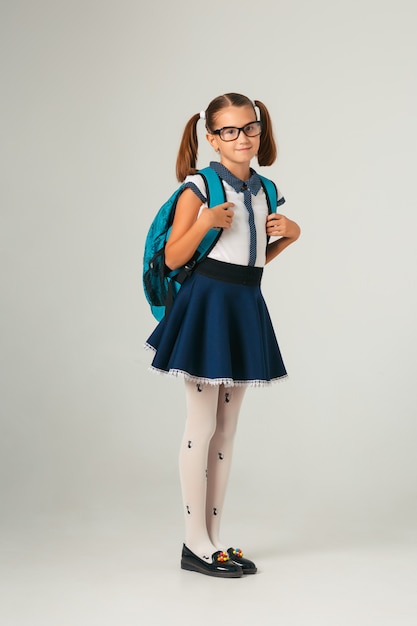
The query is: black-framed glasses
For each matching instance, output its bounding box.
[211,120,262,142]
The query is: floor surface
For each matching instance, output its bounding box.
[1,510,416,626]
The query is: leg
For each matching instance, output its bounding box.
[206,385,246,550]
[179,380,219,561]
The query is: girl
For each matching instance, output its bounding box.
[146,93,300,578]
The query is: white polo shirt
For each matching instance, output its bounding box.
[184,173,285,268]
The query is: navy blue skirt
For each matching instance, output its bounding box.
[145,259,287,387]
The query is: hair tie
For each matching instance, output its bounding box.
[199,110,206,120]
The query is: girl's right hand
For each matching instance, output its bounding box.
[201,202,235,229]
[165,191,234,270]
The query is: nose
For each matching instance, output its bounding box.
[236,129,251,143]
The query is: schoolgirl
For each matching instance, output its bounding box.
[146,93,300,577]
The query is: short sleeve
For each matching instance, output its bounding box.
[183,174,208,205]
[277,188,286,208]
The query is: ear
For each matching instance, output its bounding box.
[206,132,220,152]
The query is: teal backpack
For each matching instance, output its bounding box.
[143,166,278,321]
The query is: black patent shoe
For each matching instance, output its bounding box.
[181,544,243,578]
[227,548,257,574]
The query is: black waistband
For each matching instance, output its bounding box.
[195,258,263,286]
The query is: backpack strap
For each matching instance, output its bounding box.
[185,167,226,266]
[199,167,227,207]
[259,175,278,213]
[164,168,226,317]
[167,168,226,275]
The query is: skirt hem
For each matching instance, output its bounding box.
[145,343,288,388]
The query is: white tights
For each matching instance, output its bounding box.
[179,380,246,561]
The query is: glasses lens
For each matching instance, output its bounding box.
[243,122,262,137]
[216,121,262,141]
[219,127,239,141]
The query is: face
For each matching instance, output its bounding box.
[206,105,260,173]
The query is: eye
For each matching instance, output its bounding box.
[223,127,237,136]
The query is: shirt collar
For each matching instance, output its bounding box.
[210,161,262,196]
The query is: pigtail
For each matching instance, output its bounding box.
[255,99,277,166]
[176,113,201,182]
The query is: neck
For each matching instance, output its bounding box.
[220,159,251,181]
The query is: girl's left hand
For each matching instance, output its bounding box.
[266,213,300,240]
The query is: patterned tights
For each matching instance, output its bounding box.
[179,380,246,561]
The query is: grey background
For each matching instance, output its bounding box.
[1,0,417,623]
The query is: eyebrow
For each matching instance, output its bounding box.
[215,120,258,129]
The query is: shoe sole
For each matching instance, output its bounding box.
[181,558,243,578]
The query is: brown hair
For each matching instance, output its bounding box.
[175,93,277,181]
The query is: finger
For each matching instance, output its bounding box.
[268,213,283,222]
